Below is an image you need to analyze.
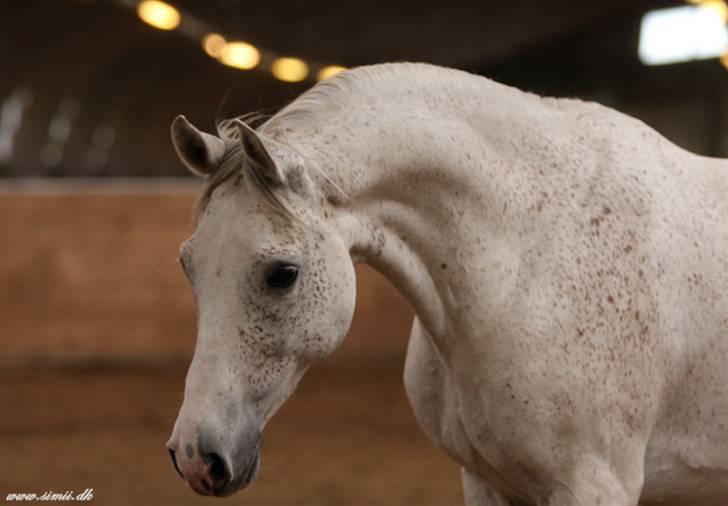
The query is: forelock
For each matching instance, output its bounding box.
[194,141,294,221]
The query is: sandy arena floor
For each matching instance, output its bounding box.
[0,360,462,506]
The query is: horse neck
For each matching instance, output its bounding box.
[287,77,572,341]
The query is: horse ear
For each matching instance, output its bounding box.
[170,115,226,177]
[233,119,286,186]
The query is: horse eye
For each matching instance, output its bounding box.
[265,263,299,289]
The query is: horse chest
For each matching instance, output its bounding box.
[403,319,499,466]
[404,318,471,460]
[404,318,530,498]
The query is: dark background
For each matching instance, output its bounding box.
[1,0,726,179]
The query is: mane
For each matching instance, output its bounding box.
[262,62,476,135]
[195,63,501,219]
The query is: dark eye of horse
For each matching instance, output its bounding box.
[265,263,299,289]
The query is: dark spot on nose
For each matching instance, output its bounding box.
[205,452,230,489]
[185,443,195,459]
[168,448,183,479]
[441,263,447,270]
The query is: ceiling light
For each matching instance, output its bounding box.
[638,5,728,65]
[271,57,309,82]
[219,42,260,70]
[202,33,226,58]
[317,65,346,81]
[137,0,180,31]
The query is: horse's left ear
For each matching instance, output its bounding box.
[170,115,226,177]
[233,120,286,186]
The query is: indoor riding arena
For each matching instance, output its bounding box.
[1,1,727,506]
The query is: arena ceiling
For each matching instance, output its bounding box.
[0,0,683,176]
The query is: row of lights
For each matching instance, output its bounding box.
[133,0,345,83]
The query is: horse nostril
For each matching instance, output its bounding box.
[206,452,230,487]
[168,448,183,479]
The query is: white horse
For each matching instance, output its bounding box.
[165,63,728,505]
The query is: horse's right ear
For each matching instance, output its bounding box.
[170,115,226,177]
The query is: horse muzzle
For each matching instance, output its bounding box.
[167,424,262,497]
